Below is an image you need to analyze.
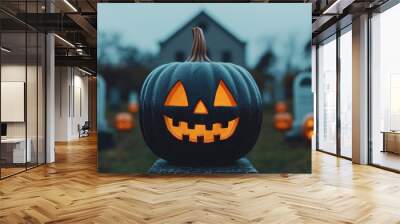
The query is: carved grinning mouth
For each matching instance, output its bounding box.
[163,116,239,143]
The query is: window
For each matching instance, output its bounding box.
[175,51,185,62]
[197,21,208,32]
[317,36,337,154]
[370,3,400,171]
[339,28,352,158]
[221,51,232,62]
[0,2,47,179]
[316,24,354,159]
[300,78,311,87]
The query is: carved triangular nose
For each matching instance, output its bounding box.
[193,100,208,114]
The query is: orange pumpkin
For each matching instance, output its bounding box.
[114,112,134,131]
[274,112,293,132]
[275,101,288,113]
[128,103,139,113]
[302,114,314,140]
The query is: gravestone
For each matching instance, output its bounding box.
[263,91,272,105]
[97,75,114,149]
[293,72,313,123]
[97,75,108,131]
[108,87,121,110]
[263,80,273,105]
[286,72,313,139]
[128,91,138,104]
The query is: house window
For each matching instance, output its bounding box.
[222,51,232,62]
[197,22,208,32]
[300,78,311,87]
[175,51,185,62]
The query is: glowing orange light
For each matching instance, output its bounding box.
[128,103,139,113]
[164,81,189,106]
[274,112,293,132]
[214,81,237,107]
[275,101,288,113]
[194,100,208,114]
[114,112,134,131]
[164,116,239,143]
[303,114,314,141]
[163,80,240,143]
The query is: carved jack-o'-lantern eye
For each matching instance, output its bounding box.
[214,81,237,107]
[164,81,188,107]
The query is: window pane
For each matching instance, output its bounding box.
[340,29,352,158]
[38,33,46,165]
[27,31,38,169]
[1,31,28,177]
[371,4,400,171]
[318,37,337,154]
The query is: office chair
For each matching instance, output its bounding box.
[79,121,90,138]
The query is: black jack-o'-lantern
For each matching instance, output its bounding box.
[139,27,262,165]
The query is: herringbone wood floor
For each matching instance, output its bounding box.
[1,135,400,224]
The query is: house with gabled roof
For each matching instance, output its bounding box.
[159,11,246,67]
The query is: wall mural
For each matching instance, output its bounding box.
[97,3,312,174]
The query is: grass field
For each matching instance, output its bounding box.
[98,105,311,173]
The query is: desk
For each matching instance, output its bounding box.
[1,138,31,163]
[382,131,400,154]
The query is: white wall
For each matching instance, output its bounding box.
[1,63,46,164]
[55,66,69,141]
[55,67,89,141]
[1,65,26,140]
[1,65,39,138]
[72,72,89,138]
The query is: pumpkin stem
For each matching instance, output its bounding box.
[186,27,211,62]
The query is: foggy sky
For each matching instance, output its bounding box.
[98,3,311,69]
